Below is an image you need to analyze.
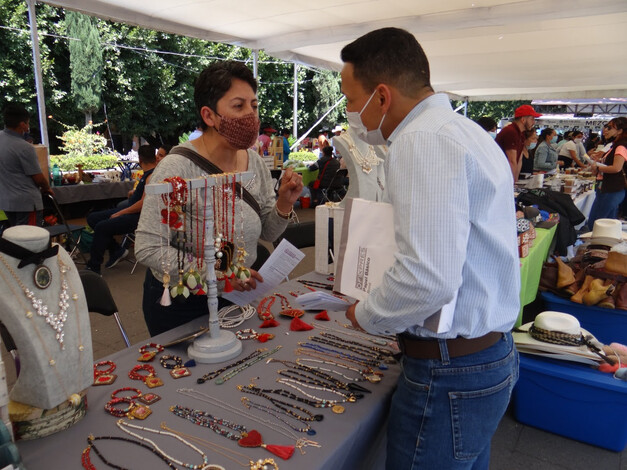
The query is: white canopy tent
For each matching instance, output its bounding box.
[27,0,627,145]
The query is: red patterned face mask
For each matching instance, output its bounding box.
[214,111,260,149]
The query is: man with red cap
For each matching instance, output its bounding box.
[496,104,541,181]
[258,124,277,155]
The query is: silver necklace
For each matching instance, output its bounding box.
[343,132,382,174]
[0,253,70,349]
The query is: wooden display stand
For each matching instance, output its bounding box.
[269,137,283,169]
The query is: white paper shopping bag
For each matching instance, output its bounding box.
[334,198,397,301]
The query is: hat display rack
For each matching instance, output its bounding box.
[145,172,253,363]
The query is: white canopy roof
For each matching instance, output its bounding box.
[41,0,627,100]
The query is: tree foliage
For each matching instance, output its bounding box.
[65,10,102,124]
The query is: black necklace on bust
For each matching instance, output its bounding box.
[0,236,59,289]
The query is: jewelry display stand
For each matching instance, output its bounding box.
[145,173,253,364]
[334,128,387,205]
[0,226,93,439]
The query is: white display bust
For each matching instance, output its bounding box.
[0,226,92,410]
[334,127,386,205]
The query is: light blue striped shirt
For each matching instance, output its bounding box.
[354,93,520,338]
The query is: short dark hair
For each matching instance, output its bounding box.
[571,130,584,139]
[160,144,172,153]
[476,116,497,132]
[322,145,334,157]
[138,145,156,164]
[281,128,290,136]
[341,27,432,96]
[539,128,555,143]
[194,61,257,131]
[3,103,30,128]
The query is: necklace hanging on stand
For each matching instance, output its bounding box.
[343,132,382,174]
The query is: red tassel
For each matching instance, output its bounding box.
[263,444,295,460]
[290,317,314,331]
[260,319,280,328]
[223,277,234,293]
[314,310,330,321]
[257,333,274,343]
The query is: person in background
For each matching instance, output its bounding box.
[341,27,519,469]
[571,130,590,165]
[156,144,171,164]
[558,131,586,168]
[533,128,559,172]
[258,124,276,156]
[520,129,538,175]
[476,116,498,139]
[586,132,601,152]
[556,130,572,151]
[587,117,627,228]
[0,103,53,227]
[331,125,344,157]
[308,145,340,207]
[317,127,331,150]
[495,105,541,182]
[281,128,291,163]
[86,145,157,274]
[187,123,203,141]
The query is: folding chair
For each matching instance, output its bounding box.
[320,168,348,204]
[42,193,87,264]
[119,232,140,274]
[79,269,131,347]
[250,243,271,271]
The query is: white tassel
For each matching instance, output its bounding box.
[160,286,172,306]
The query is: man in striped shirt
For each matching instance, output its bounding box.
[342,28,520,469]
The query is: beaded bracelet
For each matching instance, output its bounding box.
[129,364,155,380]
[138,342,164,362]
[111,387,142,400]
[104,397,134,417]
[235,328,259,340]
[159,355,183,369]
[93,360,116,377]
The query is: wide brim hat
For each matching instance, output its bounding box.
[332,125,344,133]
[579,218,627,246]
[513,311,603,365]
[261,124,277,133]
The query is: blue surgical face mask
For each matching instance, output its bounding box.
[551,136,558,144]
[488,131,497,139]
[528,142,537,149]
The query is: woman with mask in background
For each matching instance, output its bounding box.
[571,130,591,165]
[534,128,559,172]
[136,61,303,336]
[520,129,538,175]
[587,117,627,229]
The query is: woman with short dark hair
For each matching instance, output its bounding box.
[136,61,303,336]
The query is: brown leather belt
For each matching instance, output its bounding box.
[397,332,503,360]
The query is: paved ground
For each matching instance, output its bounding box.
[2,207,626,468]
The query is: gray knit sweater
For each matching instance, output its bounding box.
[135,141,287,285]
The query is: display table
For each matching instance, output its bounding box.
[293,167,319,188]
[573,189,595,228]
[17,273,397,470]
[53,181,135,205]
[518,225,558,326]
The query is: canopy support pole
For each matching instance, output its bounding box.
[26,0,49,149]
[292,64,298,139]
[252,49,258,78]
[290,96,345,150]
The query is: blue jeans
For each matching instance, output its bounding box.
[386,332,518,470]
[86,208,139,270]
[587,189,626,229]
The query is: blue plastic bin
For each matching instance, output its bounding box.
[541,291,627,344]
[513,354,627,452]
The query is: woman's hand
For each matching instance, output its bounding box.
[231,269,263,292]
[276,168,304,210]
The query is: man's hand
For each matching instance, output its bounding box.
[345,301,365,331]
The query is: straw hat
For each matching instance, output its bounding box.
[513,311,605,365]
[580,218,627,247]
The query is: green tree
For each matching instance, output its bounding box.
[453,100,530,124]
[65,10,102,125]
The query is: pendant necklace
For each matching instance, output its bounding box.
[177,388,320,454]
[295,348,384,383]
[161,422,279,470]
[0,252,84,407]
[343,131,382,174]
[116,419,209,470]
